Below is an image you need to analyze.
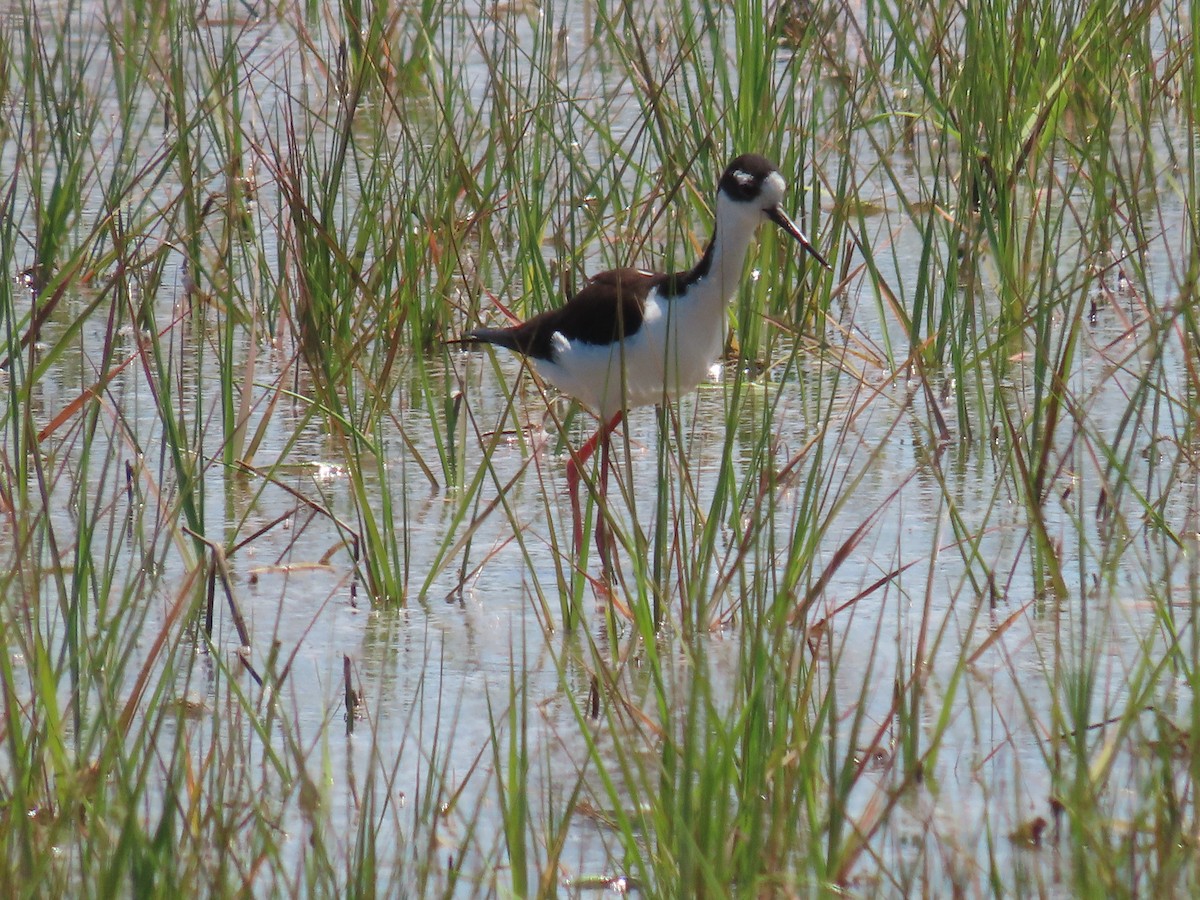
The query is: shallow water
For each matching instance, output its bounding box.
[4,0,1198,894]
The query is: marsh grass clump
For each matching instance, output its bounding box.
[1,0,1199,893]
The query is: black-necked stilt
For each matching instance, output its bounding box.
[457,154,830,566]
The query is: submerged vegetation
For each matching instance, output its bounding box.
[1,0,1198,893]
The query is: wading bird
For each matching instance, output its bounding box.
[456,154,830,570]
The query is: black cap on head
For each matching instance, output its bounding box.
[718,154,779,202]
[719,153,831,270]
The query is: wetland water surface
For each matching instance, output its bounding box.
[3,0,1199,894]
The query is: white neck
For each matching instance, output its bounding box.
[712,194,762,299]
[685,192,763,316]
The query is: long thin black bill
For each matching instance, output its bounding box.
[768,206,831,271]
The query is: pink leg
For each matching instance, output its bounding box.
[566,412,622,559]
[595,426,613,572]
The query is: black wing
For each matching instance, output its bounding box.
[461,267,664,361]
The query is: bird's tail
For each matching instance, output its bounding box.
[445,327,519,352]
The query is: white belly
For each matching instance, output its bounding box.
[532,295,726,419]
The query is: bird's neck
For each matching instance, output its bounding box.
[680,201,758,311]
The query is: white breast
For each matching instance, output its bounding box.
[532,290,727,420]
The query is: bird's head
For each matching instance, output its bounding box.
[718,154,831,270]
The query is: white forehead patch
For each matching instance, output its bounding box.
[733,168,756,186]
[761,171,786,204]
